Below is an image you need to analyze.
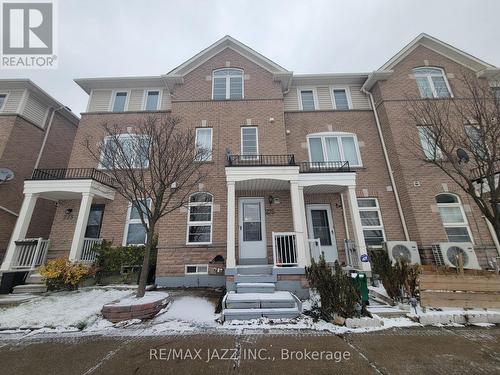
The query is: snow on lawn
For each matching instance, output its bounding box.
[0,289,131,330]
[110,291,170,306]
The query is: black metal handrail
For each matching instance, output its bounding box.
[30,168,116,187]
[300,161,351,173]
[227,154,296,167]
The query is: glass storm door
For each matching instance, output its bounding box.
[306,204,338,262]
[239,198,267,262]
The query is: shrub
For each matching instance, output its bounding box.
[305,256,360,319]
[40,258,93,291]
[93,240,145,273]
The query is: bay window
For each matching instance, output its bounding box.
[307,132,362,167]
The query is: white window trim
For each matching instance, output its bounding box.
[413,67,453,98]
[186,193,213,245]
[240,126,259,157]
[142,89,163,111]
[109,90,130,112]
[98,133,150,170]
[357,198,386,248]
[306,132,363,167]
[297,87,319,111]
[185,264,209,275]
[195,127,213,161]
[123,198,152,246]
[211,68,244,100]
[0,92,10,112]
[330,86,353,110]
[417,126,443,160]
[435,194,474,244]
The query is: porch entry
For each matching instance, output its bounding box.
[306,204,338,262]
[238,197,267,264]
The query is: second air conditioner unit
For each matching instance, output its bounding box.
[383,241,421,265]
[431,242,481,270]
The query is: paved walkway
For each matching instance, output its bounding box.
[0,327,499,374]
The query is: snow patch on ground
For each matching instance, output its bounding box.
[110,291,170,306]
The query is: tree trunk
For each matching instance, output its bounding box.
[136,221,155,298]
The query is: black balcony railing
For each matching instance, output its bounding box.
[30,168,116,187]
[299,161,350,173]
[227,154,296,167]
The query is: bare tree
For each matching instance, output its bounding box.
[84,115,209,297]
[404,71,500,240]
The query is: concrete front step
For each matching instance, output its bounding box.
[223,307,300,321]
[226,291,296,309]
[236,265,273,275]
[25,273,44,284]
[12,284,47,294]
[237,282,275,294]
[235,274,277,283]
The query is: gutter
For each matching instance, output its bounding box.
[33,105,64,170]
[361,86,410,241]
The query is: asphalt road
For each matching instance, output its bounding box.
[0,326,499,374]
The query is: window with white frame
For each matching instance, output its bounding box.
[307,133,362,167]
[195,128,213,161]
[241,127,258,158]
[112,91,128,112]
[332,88,351,110]
[357,198,385,247]
[100,134,149,169]
[0,94,6,111]
[464,125,486,159]
[124,199,151,245]
[436,193,473,242]
[417,126,442,160]
[299,89,316,110]
[413,67,452,98]
[187,192,213,244]
[185,264,208,275]
[144,90,160,111]
[212,68,243,100]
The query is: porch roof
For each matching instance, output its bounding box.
[24,179,115,201]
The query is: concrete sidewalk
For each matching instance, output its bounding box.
[0,327,499,374]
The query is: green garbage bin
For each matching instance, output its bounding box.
[351,272,369,304]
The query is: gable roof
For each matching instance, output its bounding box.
[163,35,293,91]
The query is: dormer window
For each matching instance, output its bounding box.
[112,91,128,112]
[212,68,243,100]
[413,67,451,98]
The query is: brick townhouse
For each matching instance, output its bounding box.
[0,80,78,270]
[1,34,498,305]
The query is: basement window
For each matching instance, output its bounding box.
[185,265,208,275]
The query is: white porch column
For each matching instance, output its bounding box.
[347,186,371,272]
[69,192,94,262]
[226,181,236,268]
[290,181,308,267]
[1,193,39,271]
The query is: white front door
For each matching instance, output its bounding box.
[306,204,338,262]
[239,198,267,263]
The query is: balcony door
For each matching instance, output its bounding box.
[239,198,267,264]
[84,204,105,239]
[306,204,338,262]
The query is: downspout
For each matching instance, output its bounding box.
[362,88,410,241]
[34,105,64,170]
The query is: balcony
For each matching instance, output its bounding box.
[30,168,116,188]
[300,161,350,173]
[227,154,296,167]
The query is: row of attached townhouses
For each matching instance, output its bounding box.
[0,34,499,298]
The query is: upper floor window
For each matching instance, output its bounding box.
[493,87,500,101]
[418,126,442,160]
[413,67,452,98]
[100,134,149,169]
[0,94,6,111]
[299,89,316,111]
[464,125,487,159]
[112,91,128,112]
[435,193,472,243]
[358,198,385,247]
[307,132,362,167]
[144,90,160,111]
[195,128,213,161]
[187,192,213,244]
[212,68,243,100]
[241,126,258,158]
[332,88,351,110]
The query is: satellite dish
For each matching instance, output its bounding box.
[0,168,14,183]
[456,148,469,164]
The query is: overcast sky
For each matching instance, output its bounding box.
[2,0,500,115]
